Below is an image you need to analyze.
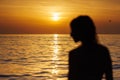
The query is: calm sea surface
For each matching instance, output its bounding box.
[0,34,120,80]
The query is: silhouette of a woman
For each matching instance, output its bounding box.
[68,16,113,80]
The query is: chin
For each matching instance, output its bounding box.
[74,39,80,42]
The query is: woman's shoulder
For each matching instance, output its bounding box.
[96,44,109,51]
[69,46,83,55]
[93,44,110,56]
[69,44,109,54]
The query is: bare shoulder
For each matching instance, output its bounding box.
[69,44,110,55]
[97,44,109,52]
[93,44,110,57]
[69,46,83,55]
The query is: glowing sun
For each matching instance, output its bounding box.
[52,12,60,21]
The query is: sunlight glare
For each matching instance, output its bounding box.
[52,13,60,21]
[52,34,59,76]
[53,34,58,54]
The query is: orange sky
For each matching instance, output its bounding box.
[0,0,120,34]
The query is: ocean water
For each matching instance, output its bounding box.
[0,34,120,80]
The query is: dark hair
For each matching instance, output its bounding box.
[70,15,98,43]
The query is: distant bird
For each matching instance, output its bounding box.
[109,20,111,23]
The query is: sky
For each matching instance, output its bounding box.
[0,0,120,34]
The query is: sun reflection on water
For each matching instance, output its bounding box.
[52,34,59,77]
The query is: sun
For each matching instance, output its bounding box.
[52,12,60,21]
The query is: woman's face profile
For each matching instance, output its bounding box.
[71,32,82,42]
[70,16,97,43]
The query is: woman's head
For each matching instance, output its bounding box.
[70,15,97,43]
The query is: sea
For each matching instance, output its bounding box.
[0,34,120,80]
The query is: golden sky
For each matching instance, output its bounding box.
[0,0,120,34]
